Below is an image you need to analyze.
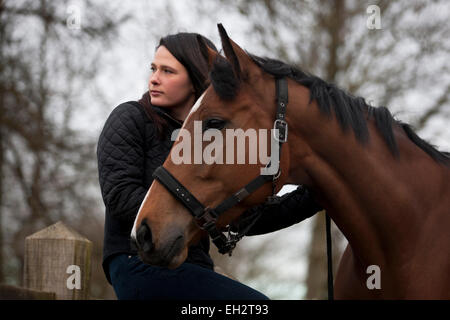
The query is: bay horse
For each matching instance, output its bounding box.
[131,24,450,299]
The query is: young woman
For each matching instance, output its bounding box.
[97,32,321,300]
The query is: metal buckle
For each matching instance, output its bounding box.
[273,119,288,143]
[234,188,250,202]
[195,207,217,230]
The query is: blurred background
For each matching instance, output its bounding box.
[1,0,449,299]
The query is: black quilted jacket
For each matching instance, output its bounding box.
[97,101,320,284]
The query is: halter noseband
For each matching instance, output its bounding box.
[152,77,289,255]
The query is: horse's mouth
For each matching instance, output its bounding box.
[139,235,184,268]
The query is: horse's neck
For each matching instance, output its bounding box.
[286,94,448,264]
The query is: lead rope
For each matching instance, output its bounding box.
[326,213,334,300]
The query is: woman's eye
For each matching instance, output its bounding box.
[204,118,227,131]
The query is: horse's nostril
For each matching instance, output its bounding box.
[136,222,154,253]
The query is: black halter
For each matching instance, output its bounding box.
[152,77,289,255]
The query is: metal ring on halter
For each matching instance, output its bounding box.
[273,119,288,143]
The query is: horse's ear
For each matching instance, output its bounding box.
[197,35,218,71]
[217,23,256,80]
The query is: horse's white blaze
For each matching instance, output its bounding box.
[130,184,153,240]
[184,92,205,126]
[131,93,205,241]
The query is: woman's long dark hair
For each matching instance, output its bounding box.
[138,33,218,138]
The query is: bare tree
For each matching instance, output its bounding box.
[0,0,128,298]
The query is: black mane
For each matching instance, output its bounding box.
[244,54,450,166]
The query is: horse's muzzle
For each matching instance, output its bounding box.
[134,220,185,268]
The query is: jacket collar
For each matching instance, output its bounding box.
[152,105,183,127]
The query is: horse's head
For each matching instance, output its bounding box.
[131,24,291,268]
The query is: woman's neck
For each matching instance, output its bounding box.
[167,95,196,122]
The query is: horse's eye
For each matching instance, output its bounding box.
[204,118,227,131]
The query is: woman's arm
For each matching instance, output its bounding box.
[233,186,322,236]
[97,103,152,222]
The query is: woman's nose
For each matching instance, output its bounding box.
[150,71,160,86]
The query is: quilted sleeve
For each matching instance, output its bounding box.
[236,186,322,236]
[96,103,152,222]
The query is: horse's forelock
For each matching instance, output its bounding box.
[210,55,240,101]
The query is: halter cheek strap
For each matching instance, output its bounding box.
[152,77,289,255]
[152,166,273,254]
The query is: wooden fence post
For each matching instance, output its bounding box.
[23,221,92,300]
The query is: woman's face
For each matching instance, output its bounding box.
[149,46,195,111]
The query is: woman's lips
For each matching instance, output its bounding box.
[150,90,163,97]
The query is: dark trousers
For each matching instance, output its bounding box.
[108,254,270,300]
